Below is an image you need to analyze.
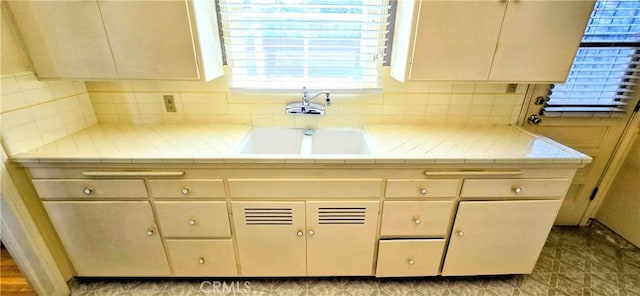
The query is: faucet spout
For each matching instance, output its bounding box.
[302,86,331,106]
[287,86,332,116]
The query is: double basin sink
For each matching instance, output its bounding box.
[236,127,374,155]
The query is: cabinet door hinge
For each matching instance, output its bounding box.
[634,101,640,113]
[589,187,599,201]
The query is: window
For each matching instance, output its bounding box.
[217,0,391,90]
[544,0,640,116]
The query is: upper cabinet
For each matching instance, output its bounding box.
[7,0,223,81]
[6,1,117,79]
[390,0,594,83]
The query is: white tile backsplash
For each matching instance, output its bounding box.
[1,72,97,156]
[86,68,528,127]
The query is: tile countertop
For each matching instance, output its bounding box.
[10,124,592,165]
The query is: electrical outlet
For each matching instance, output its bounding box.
[506,84,518,94]
[163,95,177,112]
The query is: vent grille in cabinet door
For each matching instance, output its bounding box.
[318,207,366,225]
[244,207,293,225]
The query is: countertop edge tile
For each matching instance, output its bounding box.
[8,123,591,166]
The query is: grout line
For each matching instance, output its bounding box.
[0,91,89,115]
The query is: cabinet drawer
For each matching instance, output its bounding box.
[155,201,231,238]
[148,179,225,199]
[376,239,445,277]
[385,179,460,198]
[165,239,237,276]
[33,179,147,199]
[460,178,571,199]
[380,201,454,237]
[228,179,383,198]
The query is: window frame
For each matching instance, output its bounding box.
[215,0,393,91]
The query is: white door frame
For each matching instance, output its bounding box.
[581,109,640,225]
[1,146,70,296]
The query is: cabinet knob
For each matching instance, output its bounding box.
[146,229,155,236]
[198,257,205,265]
[188,219,196,225]
[457,230,464,237]
[513,187,523,194]
[308,230,315,236]
[419,188,428,195]
[297,230,304,237]
[408,259,415,265]
[413,217,422,225]
[83,187,93,195]
[181,187,190,196]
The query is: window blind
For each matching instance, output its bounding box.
[544,0,640,117]
[217,0,391,90]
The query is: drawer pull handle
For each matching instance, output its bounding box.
[146,229,155,236]
[413,217,422,225]
[83,171,185,177]
[297,230,304,237]
[308,230,315,236]
[457,230,464,237]
[419,188,428,195]
[181,188,190,196]
[82,187,93,195]
[408,259,415,265]
[188,219,196,225]
[425,170,521,176]
[198,258,205,265]
[513,187,523,194]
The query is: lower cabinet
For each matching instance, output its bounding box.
[165,239,237,276]
[305,201,380,276]
[43,201,170,276]
[232,200,379,276]
[30,166,575,278]
[442,200,562,276]
[376,239,446,277]
[232,201,307,276]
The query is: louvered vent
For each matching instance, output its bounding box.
[244,208,293,225]
[318,207,366,225]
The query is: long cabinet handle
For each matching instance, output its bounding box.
[82,171,185,177]
[424,170,522,176]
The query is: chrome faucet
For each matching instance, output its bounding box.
[302,86,331,107]
[286,86,331,116]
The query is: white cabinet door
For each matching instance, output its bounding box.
[489,0,594,82]
[442,200,561,276]
[232,201,307,276]
[397,0,593,82]
[7,1,118,79]
[43,201,170,276]
[305,201,379,276]
[409,0,506,81]
[98,0,200,80]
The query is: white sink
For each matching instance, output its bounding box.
[237,128,373,155]
[310,129,373,154]
[236,128,304,154]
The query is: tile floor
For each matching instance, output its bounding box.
[69,221,639,296]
